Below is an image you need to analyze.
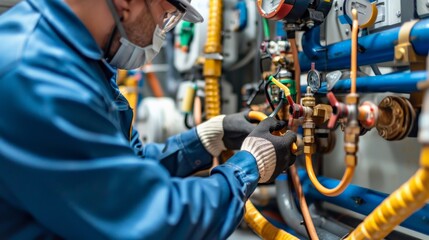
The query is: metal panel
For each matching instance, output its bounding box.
[416,0,429,18]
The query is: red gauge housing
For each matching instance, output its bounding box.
[257,0,294,20]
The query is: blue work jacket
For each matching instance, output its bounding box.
[0,0,259,239]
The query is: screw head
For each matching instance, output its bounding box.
[396,10,401,18]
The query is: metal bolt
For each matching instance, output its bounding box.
[395,108,401,115]
[382,97,392,106]
[345,28,349,35]
[396,10,401,18]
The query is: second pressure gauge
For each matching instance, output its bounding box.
[307,63,321,93]
[257,0,293,20]
[344,0,378,28]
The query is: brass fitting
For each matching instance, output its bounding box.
[376,96,416,141]
[312,104,333,126]
[302,87,316,154]
[358,101,379,129]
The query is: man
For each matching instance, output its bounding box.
[0,0,296,239]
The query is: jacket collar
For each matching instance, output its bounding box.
[27,0,103,60]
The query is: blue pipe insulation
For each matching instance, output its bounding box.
[277,171,429,235]
[300,70,427,94]
[299,18,429,71]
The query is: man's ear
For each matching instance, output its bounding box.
[113,0,131,21]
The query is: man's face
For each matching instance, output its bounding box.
[108,0,176,57]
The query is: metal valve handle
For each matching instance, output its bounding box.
[327,92,349,129]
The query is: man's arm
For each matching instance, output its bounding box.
[130,127,214,177]
[0,68,259,239]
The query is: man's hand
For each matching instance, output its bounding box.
[196,111,255,157]
[241,117,297,183]
[222,110,255,149]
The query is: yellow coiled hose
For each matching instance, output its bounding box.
[244,201,298,240]
[203,0,223,119]
[346,147,429,240]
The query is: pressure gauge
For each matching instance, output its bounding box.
[257,0,293,20]
[344,0,378,28]
[307,63,321,93]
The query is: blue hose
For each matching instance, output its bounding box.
[277,170,429,235]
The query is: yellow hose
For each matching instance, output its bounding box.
[305,153,355,197]
[203,0,223,119]
[244,201,299,240]
[346,147,429,240]
[305,9,359,197]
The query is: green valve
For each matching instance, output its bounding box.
[178,21,195,52]
[282,79,296,96]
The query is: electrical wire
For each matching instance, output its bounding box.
[246,79,265,107]
[265,78,277,112]
[269,91,285,118]
[262,18,270,41]
[184,113,194,129]
[370,64,382,75]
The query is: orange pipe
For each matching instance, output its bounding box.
[289,38,301,102]
[351,9,358,94]
[289,165,319,240]
[146,72,164,98]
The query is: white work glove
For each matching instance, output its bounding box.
[196,111,255,157]
[241,117,297,183]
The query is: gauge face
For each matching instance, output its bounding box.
[259,0,283,15]
[344,0,378,28]
[257,0,292,20]
[307,70,321,93]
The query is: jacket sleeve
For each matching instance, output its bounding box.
[0,68,260,239]
[130,127,214,177]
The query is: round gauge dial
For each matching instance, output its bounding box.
[257,0,293,20]
[344,0,378,28]
[307,70,321,93]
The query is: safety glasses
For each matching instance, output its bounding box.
[159,0,187,33]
